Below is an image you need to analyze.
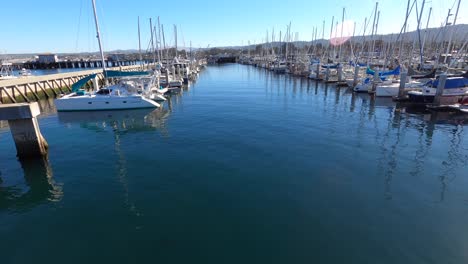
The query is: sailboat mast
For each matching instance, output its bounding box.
[174,25,178,58]
[338,7,345,59]
[421,7,432,56]
[416,0,426,68]
[157,17,162,62]
[150,18,155,63]
[399,0,410,64]
[91,0,106,73]
[138,16,142,66]
[329,16,334,61]
[444,0,462,64]
[370,2,379,65]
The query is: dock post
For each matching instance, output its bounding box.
[433,73,447,106]
[397,71,408,98]
[315,64,320,80]
[353,65,359,87]
[337,64,343,82]
[371,70,380,92]
[325,67,330,82]
[0,102,48,159]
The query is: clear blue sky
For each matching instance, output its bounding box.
[0,0,465,54]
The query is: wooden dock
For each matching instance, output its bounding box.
[0,64,152,104]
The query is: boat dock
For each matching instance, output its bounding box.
[0,64,153,104]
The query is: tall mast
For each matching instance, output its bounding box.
[416,0,426,67]
[157,17,163,62]
[138,16,142,65]
[338,7,345,59]
[444,0,462,64]
[399,0,411,63]
[154,26,160,62]
[329,16,334,58]
[91,0,106,73]
[161,24,167,61]
[370,2,379,65]
[174,25,178,58]
[150,18,155,63]
[421,7,432,56]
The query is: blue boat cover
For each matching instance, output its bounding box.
[71,74,97,92]
[321,63,340,69]
[431,77,468,89]
[366,66,400,77]
[349,61,367,67]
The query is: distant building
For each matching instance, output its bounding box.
[37,54,58,63]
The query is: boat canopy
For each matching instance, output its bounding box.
[104,70,150,78]
[72,74,97,92]
[321,63,340,69]
[366,66,400,76]
[430,77,468,89]
[349,61,367,67]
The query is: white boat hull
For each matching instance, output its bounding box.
[55,94,160,112]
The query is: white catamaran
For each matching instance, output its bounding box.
[54,0,159,112]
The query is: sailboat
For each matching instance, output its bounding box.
[54,0,159,112]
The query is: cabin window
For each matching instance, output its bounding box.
[88,102,92,104]
[105,102,109,104]
[123,101,127,103]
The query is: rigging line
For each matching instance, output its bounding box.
[75,0,84,52]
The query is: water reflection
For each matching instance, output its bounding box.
[57,108,170,134]
[0,156,63,211]
[56,108,170,219]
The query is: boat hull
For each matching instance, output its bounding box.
[55,95,160,112]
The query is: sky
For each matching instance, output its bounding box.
[0,0,466,54]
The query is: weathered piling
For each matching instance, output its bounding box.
[433,74,447,106]
[371,70,380,93]
[397,71,408,98]
[353,65,359,87]
[337,65,343,82]
[0,102,48,159]
[316,64,320,80]
[325,67,330,82]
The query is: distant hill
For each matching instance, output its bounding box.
[213,24,468,50]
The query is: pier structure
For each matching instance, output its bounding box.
[0,102,48,159]
[0,64,153,104]
[18,59,149,70]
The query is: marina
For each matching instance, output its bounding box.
[1,64,468,263]
[1,0,467,263]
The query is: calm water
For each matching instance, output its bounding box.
[1,64,468,263]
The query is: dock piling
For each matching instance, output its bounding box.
[316,64,320,80]
[398,71,408,98]
[325,67,330,82]
[371,70,380,92]
[0,102,48,159]
[433,74,447,106]
[353,65,359,87]
[337,65,343,82]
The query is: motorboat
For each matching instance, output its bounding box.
[407,75,468,104]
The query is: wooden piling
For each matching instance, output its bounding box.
[337,65,343,82]
[353,65,359,87]
[316,64,320,80]
[433,73,447,106]
[371,70,380,92]
[325,67,330,82]
[397,71,408,98]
